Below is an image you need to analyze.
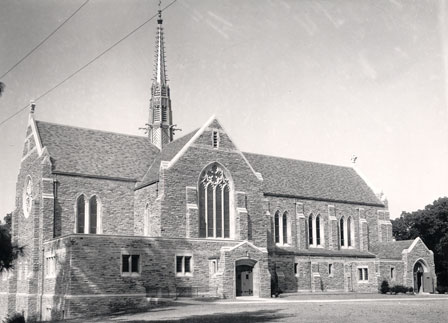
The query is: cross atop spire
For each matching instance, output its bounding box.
[158,0,163,23]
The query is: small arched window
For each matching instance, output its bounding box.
[282,212,288,244]
[340,216,354,248]
[347,217,352,247]
[144,203,150,236]
[274,211,280,243]
[316,215,321,245]
[308,215,313,245]
[309,214,323,247]
[76,195,85,233]
[198,163,232,239]
[89,196,98,234]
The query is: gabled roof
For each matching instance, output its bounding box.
[36,121,159,181]
[371,240,414,259]
[244,152,383,206]
[135,129,198,189]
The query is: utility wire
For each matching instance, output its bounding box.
[0,0,90,80]
[0,0,178,128]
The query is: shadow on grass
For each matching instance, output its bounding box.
[113,309,291,322]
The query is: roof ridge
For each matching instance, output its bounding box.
[243,151,352,169]
[35,120,153,140]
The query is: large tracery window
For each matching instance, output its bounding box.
[199,163,231,239]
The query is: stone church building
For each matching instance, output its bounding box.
[0,8,436,322]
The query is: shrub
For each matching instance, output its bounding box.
[408,287,414,293]
[390,284,408,294]
[436,285,448,294]
[2,313,25,323]
[380,280,389,294]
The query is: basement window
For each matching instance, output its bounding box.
[122,254,140,276]
[176,255,193,276]
[358,267,368,282]
[391,267,395,280]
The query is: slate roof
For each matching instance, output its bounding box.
[35,118,384,207]
[36,121,159,181]
[244,152,383,206]
[370,240,415,259]
[135,129,198,189]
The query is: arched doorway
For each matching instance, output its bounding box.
[413,262,424,293]
[413,260,433,293]
[235,259,257,296]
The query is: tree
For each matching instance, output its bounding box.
[3,212,12,231]
[0,213,23,272]
[391,197,448,290]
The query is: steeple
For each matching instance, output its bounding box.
[148,1,174,149]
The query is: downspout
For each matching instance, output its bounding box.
[39,247,45,321]
[53,178,58,238]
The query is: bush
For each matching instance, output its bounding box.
[390,284,409,294]
[436,285,448,294]
[380,280,389,294]
[2,313,25,323]
[408,287,414,293]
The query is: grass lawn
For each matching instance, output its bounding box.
[54,294,448,323]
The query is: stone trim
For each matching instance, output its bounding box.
[29,115,43,156]
[21,147,37,162]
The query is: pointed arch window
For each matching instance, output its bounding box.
[308,214,323,247]
[274,212,280,243]
[340,216,354,248]
[198,163,232,239]
[282,212,288,244]
[144,203,150,236]
[274,211,289,245]
[316,215,321,245]
[75,194,101,234]
[76,195,85,233]
[308,215,313,245]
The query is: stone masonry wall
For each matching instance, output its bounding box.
[134,183,160,236]
[158,123,267,247]
[265,196,386,252]
[272,255,377,293]
[41,235,267,320]
[54,174,136,236]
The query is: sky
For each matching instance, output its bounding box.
[0,0,447,221]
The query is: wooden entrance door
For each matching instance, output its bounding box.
[423,273,434,293]
[236,264,253,296]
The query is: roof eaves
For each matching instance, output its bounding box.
[134,179,159,191]
[264,192,385,208]
[53,171,138,183]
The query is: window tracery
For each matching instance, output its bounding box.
[198,164,231,238]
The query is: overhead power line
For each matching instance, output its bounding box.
[0,0,90,80]
[0,0,178,128]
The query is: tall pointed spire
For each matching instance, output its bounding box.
[148,1,174,149]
